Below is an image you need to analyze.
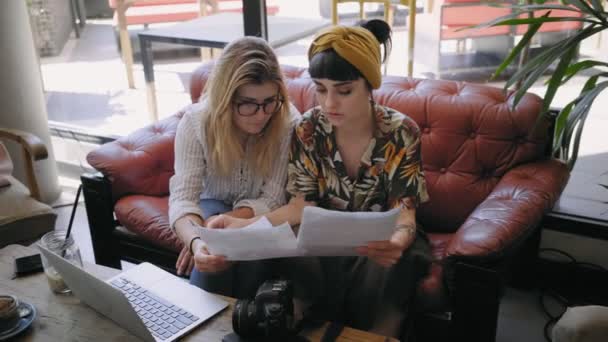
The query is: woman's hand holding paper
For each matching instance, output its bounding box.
[357,224,416,268]
[191,238,233,273]
[206,215,256,229]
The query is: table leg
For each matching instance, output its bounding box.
[117,0,135,89]
[385,0,393,26]
[332,0,339,24]
[242,0,268,39]
[426,0,434,14]
[407,0,415,77]
[69,0,80,38]
[74,0,85,28]
[139,37,158,122]
[359,0,366,20]
[200,48,212,61]
[383,0,392,76]
[198,0,207,16]
[197,0,217,62]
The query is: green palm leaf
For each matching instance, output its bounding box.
[561,81,608,168]
[553,102,574,155]
[568,0,597,14]
[560,60,608,85]
[493,13,547,79]
[465,11,598,31]
[491,16,598,26]
[509,4,583,12]
[542,44,578,113]
[507,25,603,107]
[589,0,604,12]
[469,0,608,168]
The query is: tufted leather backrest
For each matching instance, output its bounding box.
[192,63,548,232]
[89,62,547,233]
[374,77,546,230]
[87,109,186,199]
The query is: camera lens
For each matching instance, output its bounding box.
[232,280,294,340]
[232,299,258,338]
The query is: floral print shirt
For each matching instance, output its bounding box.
[287,105,429,212]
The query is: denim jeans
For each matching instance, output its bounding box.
[189,199,275,299]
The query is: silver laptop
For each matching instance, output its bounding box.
[39,246,228,341]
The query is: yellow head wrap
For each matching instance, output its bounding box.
[308,25,382,89]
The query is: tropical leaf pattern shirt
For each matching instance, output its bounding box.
[287,105,429,212]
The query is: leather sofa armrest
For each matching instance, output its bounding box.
[86,109,186,198]
[81,172,122,268]
[445,158,570,260]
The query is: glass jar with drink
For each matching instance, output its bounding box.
[38,231,83,294]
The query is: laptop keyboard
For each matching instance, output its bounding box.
[110,277,199,340]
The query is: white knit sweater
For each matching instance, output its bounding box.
[168,101,301,228]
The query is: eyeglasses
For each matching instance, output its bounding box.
[234,96,283,116]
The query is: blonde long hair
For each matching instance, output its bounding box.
[200,37,290,178]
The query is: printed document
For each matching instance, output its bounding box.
[297,206,400,256]
[199,216,302,260]
[198,207,400,260]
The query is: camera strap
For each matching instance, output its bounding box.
[320,322,344,342]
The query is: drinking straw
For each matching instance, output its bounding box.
[61,184,82,257]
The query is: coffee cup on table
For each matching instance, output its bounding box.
[0,295,20,333]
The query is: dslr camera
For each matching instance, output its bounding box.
[232,279,295,340]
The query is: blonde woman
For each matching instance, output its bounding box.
[169,36,300,298]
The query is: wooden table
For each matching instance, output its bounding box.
[114,0,208,90]
[137,13,329,121]
[0,245,397,341]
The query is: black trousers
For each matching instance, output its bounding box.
[283,231,432,331]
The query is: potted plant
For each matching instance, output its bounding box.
[474,0,607,169]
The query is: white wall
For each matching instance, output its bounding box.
[0,0,60,203]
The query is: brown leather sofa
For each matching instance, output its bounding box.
[82,63,569,341]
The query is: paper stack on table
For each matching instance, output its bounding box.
[198,207,400,260]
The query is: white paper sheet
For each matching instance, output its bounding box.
[297,206,400,256]
[197,207,401,260]
[198,217,303,260]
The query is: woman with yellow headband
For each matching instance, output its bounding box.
[214,20,430,337]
